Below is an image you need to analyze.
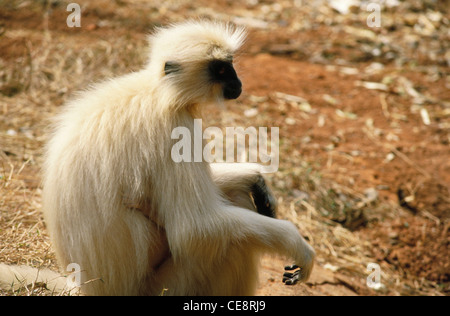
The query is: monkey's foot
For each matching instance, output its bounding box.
[251,175,277,218]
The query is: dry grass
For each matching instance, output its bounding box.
[269,166,444,295]
[0,4,148,294]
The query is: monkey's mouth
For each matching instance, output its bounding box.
[223,80,242,100]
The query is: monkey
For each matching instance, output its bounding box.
[39,20,315,296]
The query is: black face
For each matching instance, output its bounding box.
[208,60,242,100]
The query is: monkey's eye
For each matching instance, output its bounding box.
[164,61,181,76]
[209,60,236,83]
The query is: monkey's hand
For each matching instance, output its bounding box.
[283,244,315,285]
[283,265,305,285]
[251,175,277,218]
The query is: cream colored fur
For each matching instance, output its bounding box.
[2,20,314,296]
[0,263,76,294]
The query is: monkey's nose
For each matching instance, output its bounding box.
[223,80,242,100]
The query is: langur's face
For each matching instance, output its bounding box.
[163,57,242,103]
[207,59,242,100]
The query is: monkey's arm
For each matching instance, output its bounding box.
[210,163,277,218]
[210,164,313,283]
[165,202,314,285]
[219,206,315,283]
[160,163,314,285]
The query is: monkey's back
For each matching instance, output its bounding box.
[42,71,160,295]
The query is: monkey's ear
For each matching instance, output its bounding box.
[164,61,182,75]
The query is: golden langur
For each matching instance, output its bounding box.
[40,20,315,295]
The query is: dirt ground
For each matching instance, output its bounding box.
[0,0,448,296]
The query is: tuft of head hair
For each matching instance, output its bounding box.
[143,20,247,110]
[147,20,246,68]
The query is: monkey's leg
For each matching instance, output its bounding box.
[210,163,277,217]
[250,174,277,218]
[152,244,260,296]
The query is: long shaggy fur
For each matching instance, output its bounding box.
[38,20,315,296]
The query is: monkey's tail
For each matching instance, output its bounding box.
[0,263,78,295]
